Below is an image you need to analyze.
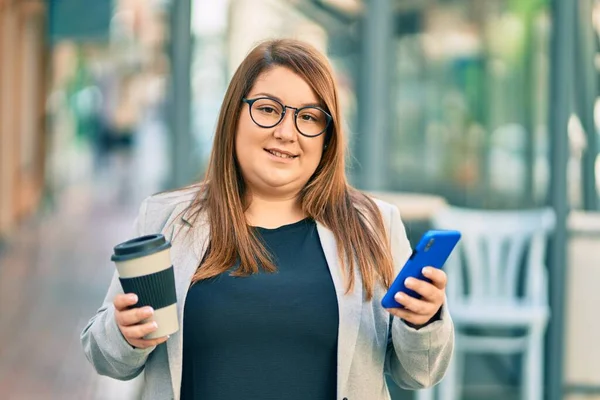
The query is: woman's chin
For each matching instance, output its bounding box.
[254,173,301,192]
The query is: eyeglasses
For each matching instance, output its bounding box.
[242,96,332,138]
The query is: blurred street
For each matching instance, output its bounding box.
[0,180,141,399]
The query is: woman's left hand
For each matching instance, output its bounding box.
[386,267,447,327]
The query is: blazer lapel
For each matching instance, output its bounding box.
[316,222,363,397]
[163,207,210,400]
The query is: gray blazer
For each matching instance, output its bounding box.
[81,188,454,400]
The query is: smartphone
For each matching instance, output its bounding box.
[381,230,461,309]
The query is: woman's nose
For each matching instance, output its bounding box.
[274,110,298,141]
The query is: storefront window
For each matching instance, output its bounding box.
[387,1,551,209]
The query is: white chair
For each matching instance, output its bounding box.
[416,207,556,400]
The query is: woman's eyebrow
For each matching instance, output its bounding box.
[250,92,322,108]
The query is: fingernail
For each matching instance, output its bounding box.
[405,278,415,287]
[395,292,405,301]
[423,267,432,275]
[145,307,154,315]
[152,322,158,329]
[130,294,138,303]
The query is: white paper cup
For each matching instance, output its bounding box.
[112,234,179,339]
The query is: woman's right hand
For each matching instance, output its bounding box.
[113,293,170,349]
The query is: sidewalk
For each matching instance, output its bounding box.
[0,183,144,399]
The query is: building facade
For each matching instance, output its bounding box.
[0,0,47,239]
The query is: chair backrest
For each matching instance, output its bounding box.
[432,207,556,306]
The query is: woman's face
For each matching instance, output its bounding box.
[235,66,327,198]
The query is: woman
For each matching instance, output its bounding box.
[81,39,454,400]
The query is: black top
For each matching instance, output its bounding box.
[180,218,339,400]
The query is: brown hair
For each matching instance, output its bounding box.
[186,39,394,300]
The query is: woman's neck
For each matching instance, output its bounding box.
[245,192,306,229]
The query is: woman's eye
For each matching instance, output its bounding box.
[258,106,277,114]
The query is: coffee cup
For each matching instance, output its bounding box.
[111,234,178,339]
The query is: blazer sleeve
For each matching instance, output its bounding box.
[80,197,158,381]
[384,204,455,389]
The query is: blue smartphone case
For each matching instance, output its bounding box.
[381,230,461,309]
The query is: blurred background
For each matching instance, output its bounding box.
[0,0,599,399]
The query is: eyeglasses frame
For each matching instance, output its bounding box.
[242,96,333,138]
